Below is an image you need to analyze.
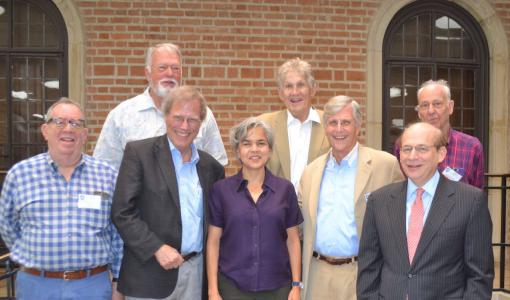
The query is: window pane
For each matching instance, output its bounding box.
[434,16,449,58]
[417,14,431,57]
[419,66,432,83]
[13,1,60,48]
[390,30,403,57]
[463,109,475,128]
[448,18,462,59]
[0,1,7,47]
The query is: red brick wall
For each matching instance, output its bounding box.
[74,0,377,174]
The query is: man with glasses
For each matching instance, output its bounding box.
[112,85,225,299]
[299,95,403,300]
[0,98,124,299]
[394,79,484,189]
[94,43,227,169]
[358,122,493,299]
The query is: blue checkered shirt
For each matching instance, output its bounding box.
[0,152,123,277]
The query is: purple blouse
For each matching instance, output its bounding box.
[208,169,303,292]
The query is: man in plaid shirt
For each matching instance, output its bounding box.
[0,98,123,300]
[394,79,485,189]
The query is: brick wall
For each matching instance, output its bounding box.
[74,0,377,174]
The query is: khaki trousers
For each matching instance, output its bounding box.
[305,258,357,300]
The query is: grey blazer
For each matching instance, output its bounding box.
[357,176,494,300]
[112,134,225,299]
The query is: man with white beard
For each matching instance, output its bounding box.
[94,43,227,169]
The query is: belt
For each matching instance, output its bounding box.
[312,251,358,266]
[22,265,108,280]
[182,251,198,261]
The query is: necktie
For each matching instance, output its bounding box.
[407,188,425,264]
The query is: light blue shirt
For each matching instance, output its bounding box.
[315,144,359,257]
[168,139,203,254]
[406,171,440,232]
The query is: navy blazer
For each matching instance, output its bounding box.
[357,176,494,300]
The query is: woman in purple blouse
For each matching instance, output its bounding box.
[206,117,303,300]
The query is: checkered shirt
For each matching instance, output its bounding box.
[0,152,123,277]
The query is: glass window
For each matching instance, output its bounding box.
[383,1,488,162]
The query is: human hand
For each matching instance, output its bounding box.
[154,244,184,270]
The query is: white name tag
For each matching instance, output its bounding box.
[78,194,101,210]
[442,166,463,182]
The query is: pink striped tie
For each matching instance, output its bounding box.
[407,188,425,263]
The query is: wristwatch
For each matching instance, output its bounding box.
[292,281,304,289]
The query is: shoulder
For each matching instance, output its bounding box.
[360,145,398,163]
[450,129,482,148]
[6,153,46,175]
[198,150,224,171]
[107,94,143,117]
[267,170,294,189]
[302,152,329,177]
[82,154,117,174]
[369,180,405,202]
[257,110,285,124]
[125,135,162,151]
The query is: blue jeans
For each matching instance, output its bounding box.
[16,270,112,300]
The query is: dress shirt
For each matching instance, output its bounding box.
[168,139,203,254]
[0,153,123,277]
[394,128,484,188]
[287,108,321,191]
[315,143,359,257]
[208,169,303,292]
[93,88,228,169]
[405,171,440,232]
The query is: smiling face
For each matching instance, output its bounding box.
[41,103,88,164]
[165,98,202,157]
[145,47,182,106]
[417,84,454,133]
[237,126,271,171]
[325,104,360,162]
[400,123,447,186]
[278,70,316,123]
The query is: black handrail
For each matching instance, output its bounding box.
[486,173,510,293]
[0,253,17,299]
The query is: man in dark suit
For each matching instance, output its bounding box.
[112,85,225,299]
[357,122,493,300]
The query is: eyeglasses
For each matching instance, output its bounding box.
[415,101,446,111]
[170,115,201,128]
[46,117,86,130]
[401,144,436,155]
[153,64,181,73]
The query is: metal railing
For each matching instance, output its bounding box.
[487,173,510,293]
[0,253,17,299]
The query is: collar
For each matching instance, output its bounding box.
[328,142,359,167]
[286,107,321,126]
[45,152,86,172]
[167,138,200,164]
[134,87,160,112]
[234,168,277,193]
[407,170,440,197]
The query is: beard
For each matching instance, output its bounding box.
[154,78,180,98]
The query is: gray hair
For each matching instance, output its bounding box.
[161,85,207,121]
[230,117,274,158]
[417,79,451,102]
[145,43,182,72]
[323,95,362,127]
[277,58,316,90]
[45,97,85,123]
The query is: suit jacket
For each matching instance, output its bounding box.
[299,146,404,298]
[357,176,494,300]
[258,109,330,181]
[111,134,225,299]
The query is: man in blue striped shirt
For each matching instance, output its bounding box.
[0,98,123,300]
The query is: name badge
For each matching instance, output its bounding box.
[442,166,463,182]
[78,194,102,210]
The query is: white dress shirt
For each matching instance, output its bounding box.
[287,108,321,191]
[93,88,228,169]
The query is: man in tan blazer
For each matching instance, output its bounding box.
[299,95,404,300]
[258,58,330,190]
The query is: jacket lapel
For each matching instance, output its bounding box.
[309,152,329,246]
[274,111,291,180]
[308,120,326,163]
[386,181,410,266]
[411,176,456,266]
[154,135,181,209]
[354,146,372,236]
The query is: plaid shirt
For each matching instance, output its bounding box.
[394,128,485,189]
[0,152,123,277]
